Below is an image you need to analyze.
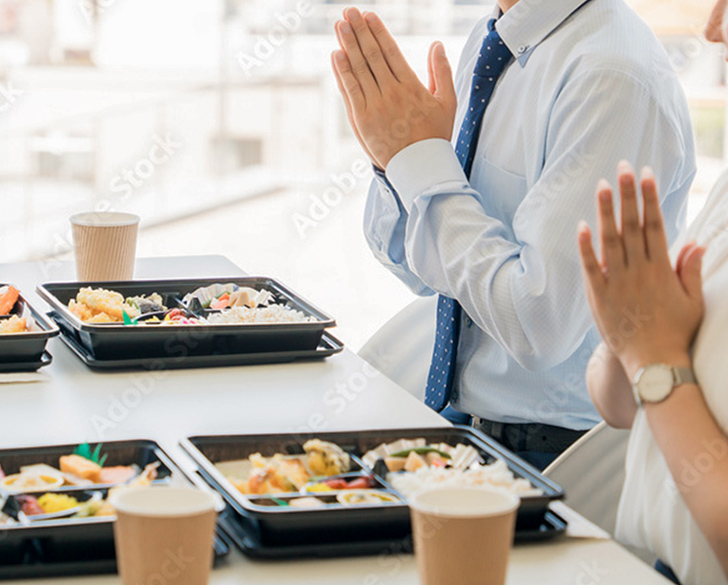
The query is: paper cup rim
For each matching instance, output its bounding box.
[110,487,217,518]
[409,487,521,519]
[70,212,140,227]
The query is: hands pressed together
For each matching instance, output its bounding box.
[578,162,706,382]
[330,10,706,382]
[332,7,457,169]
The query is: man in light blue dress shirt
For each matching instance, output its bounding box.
[332,0,695,468]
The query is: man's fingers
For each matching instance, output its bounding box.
[362,11,418,83]
[332,52,353,114]
[596,181,626,275]
[640,167,671,266]
[332,49,366,112]
[578,221,606,293]
[427,43,437,94]
[336,19,379,98]
[617,161,645,266]
[430,42,456,106]
[343,8,394,88]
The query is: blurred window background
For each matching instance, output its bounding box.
[0,0,722,349]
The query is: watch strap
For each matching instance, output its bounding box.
[673,366,697,387]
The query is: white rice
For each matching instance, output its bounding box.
[388,459,541,499]
[205,305,315,325]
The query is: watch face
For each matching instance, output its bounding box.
[638,365,674,403]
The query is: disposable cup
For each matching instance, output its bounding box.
[111,487,217,585]
[70,212,140,281]
[409,487,520,585]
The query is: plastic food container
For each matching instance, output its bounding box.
[0,440,229,579]
[181,426,565,556]
[0,285,59,372]
[37,277,336,362]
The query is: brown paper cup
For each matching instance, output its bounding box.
[70,212,140,281]
[111,487,217,585]
[410,487,520,585]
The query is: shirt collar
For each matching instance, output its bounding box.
[494,0,592,67]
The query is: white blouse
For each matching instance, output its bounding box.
[616,170,728,584]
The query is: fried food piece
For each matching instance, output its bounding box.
[243,454,311,494]
[303,440,351,476]
[68,299,93,321]
[75,288,139,322]
[86,312,114,324]
[0,315,27,334]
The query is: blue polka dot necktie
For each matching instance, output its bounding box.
[424,19,513,413]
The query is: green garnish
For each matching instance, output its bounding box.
[73,443,108,467]
[122,312,137,326]
[270,497,289,507]
[389,447,451,459]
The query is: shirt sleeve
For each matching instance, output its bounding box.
[363,169,436,296]
[361,18,492,298]
[386,68,694,371]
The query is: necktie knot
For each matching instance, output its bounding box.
[474,26,513,79]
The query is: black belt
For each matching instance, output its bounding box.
[473,417,587,455]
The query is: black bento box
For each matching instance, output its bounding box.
[37,277,336,361]
[0,440,229,580]
[181,426,565,554]
[0,286,59,371]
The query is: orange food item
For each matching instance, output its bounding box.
[99,466,137,484]
[59,455,102,483]
[0,285,19,316]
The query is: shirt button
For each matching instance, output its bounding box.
[518,45,529,54]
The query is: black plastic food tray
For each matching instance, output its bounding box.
[181,426,565,553]
[0,286,59,368]
[0,440,230,580]
[37,277,336,361]
[54,314,344,371]
[0,352,52,374]
[216,499,567,560]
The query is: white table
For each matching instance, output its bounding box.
[0,256,669,584]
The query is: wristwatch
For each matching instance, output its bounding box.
[632,364,697,406]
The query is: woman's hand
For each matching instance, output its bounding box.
[578,161,706,381]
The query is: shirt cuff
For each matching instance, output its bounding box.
[373,164,396,193]
[385,138,468,212]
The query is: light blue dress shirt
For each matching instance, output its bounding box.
[364,0,696,429]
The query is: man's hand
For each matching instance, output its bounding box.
[578,161,706,381]
[331,8,457,169]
